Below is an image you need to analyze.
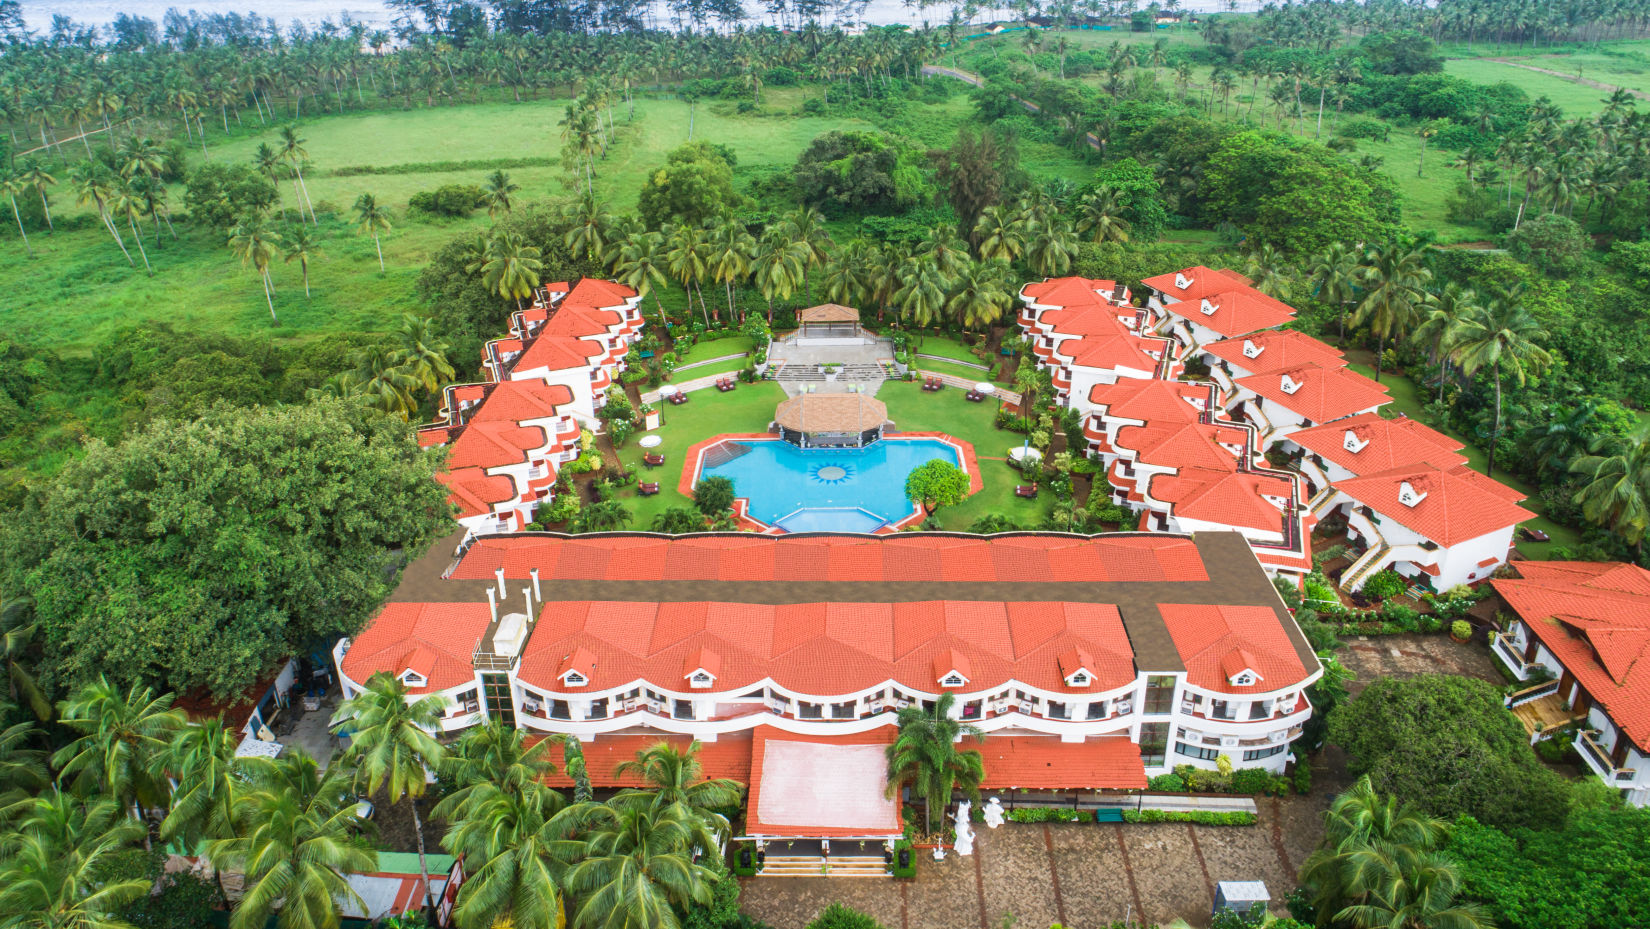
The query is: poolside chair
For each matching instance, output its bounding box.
[643,453,666,467]
[639,482,661,496]
[1015,483,1039,499]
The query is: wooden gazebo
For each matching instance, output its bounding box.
[798,304,860,338]
[773,393,889,448]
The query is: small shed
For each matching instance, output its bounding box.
[798,303,860,338]
[1213,881,1270,917]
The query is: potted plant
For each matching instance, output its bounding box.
[1450,620,1472,643]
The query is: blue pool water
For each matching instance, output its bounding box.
[698,437,963,533]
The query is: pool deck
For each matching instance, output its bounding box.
[680,433,985,535]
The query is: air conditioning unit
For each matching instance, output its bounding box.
[1269,729,1288,743]
[1221,736,1240,748]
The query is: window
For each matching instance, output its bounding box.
[563,671,586,686]
[1249,702,1272,720]
[587,698,608,719]
[1086,701,1108,720]
[453,688,479,714]
[831,701,856,719]
[1210,699,1235,720]
[1070,672,1089,686]
[550,700,571,720]
[1243,744,1287,761]
[482,674,514,727]
[1048,701,1069,720]
[1144,676,1177,715]
[1176,742,1222,762]
[690,671,714,689]
[1139,722,1169,767]
[672,699,695,720]
[941,673,966,687]
[799,702,823,719]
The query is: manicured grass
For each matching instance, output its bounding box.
[1443,58,1613,116]
[671,356,748,379]
[909,335,990,366]
[675,335,754,365]
[606,378,1049,531]
[915,358,998,382]
[1344,359,1579,559]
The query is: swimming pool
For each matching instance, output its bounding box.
[695,437,965,533]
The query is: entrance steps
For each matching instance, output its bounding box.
[759,855,890,878]
[772,363,886,384]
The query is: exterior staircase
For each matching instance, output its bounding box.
[758,855,890,878]
[1340,544,1393,592]
[772,363,885,385]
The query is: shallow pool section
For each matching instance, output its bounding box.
[697,437,963,533]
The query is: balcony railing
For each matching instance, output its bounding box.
[1579,730,1637,782]
[1491,634,1534,681]
[1505,678,1559,708]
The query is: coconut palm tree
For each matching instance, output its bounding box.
[207,749,376,929]
[1023,216,1077,278]
[784,205,832,303]
[1413,284,1480,404]
[229,219,282,325]
[16,159,56,233]
[441,779,585,929]
[278,124,317,223]
[1528,399,1612,479]
[893,252,952,337]
[1337,852,1493,929]
[1300,776,1460,927]
[478,231,543,311]
[614,230,671,327]
[611,740,744,838]
[393,314,456,394]
[749,226,805,324]
[352,345,423,419]
[158,717,246,902]
[332,672,447,912]
[885,691,985,836]
[434,721,559,823]
[52,677,185,823]
[68,160,133,267]
[1075,186,1131,244]
[255,142,289,221]
[706,216,754,322]
[563,193,613,265]
[945,258,1014,331]
[1308,241,1361,343]
[973,205,1025,263]
[0,791,148,929]
[1352,243,1432,383]
[0,704,46,812]
[1447,293,1551,479]
[109,178,153,274]
[481,168,520,219]
[562,802,717,929]
[0,596,49,722]
[1,171,34,258]
[282,224,321,298]
[353,192,392,272]
[665,222,714,328]
[1572,431,1650,552]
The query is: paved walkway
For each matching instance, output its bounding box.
[739,796,1329,929]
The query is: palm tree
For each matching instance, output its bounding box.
[207,749,376,929]
[229,219,282,325]
[0,596,49,721]
[479,231,544,311]
[2,171,34,258]
[159,717,245,902]
[0,792,148,929]
[278,125,317,223]
[440,779,583,929]
[1023,216,1078,278]
[1572,431,1650,552]
[393,314,456,394]
[16,160,56,233]
[255,142,289,221]
[1300,775,1453,925]
[974,205,1025,263]
[283,224,321,298]
[562,802,717,929]
[0,704,46,811]
[707,216,754,322]
[1075,186,1131,244]
[332,672,447,912]
[1413,284,1480,404]
[1447,293,1551,479]
[1337,852,1493,929]
[109,179,153,275]
[614,231,671,327]
[52,677,185,823]
[352,346,422,419]
[885,691,985,836]
[1352,243,1432,383]
[563,193,613,265]
[665,222,713,328]
[1308,241,1361,343]
[481,168,520,219]
[69,160,133,267]
[353,193,392,272]
[893,253,951,338]
[785,205,832,303]
[611,740,744,837]
[749,226,804,324]
[945,259,1014,331]
[434,722,559,823]
[1528,399,1611,479]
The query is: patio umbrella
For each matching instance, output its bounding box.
[974,382,996,395]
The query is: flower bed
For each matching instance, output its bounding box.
[1122,810,1257,826]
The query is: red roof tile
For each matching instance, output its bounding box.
[467,380,576,425]
[1159,604,1310,694]
[1496,562,1650,750]
[512,334,605,374]
[1088,379,1212,425]
[342,602,490,694]
[1202,330,1345,373]
[437,468,516,519]
[1289,412,1466,477]
[1114,420,1247,471]
[1150,468,1294,534]
[1162,288,1297,339]
[979,736,1147,790]
[536,733,753,790]
[1021,276,1120,307]
[1237,362,1390,425]
[1332,461,1533,546]
[1140,266,1252,303]
[445,420,548,470]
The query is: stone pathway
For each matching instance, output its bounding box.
[739,795,1331,929]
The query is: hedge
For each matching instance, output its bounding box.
[1003,807,1089,823]
[1122,810,1257,826]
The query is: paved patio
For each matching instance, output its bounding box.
[739,790,1331,929]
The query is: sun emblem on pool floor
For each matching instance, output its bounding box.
[811,464,852,484]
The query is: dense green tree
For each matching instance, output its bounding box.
[2,400,451,698]
[638,142,740,230]
[791,130,929,214]
[1200,130,1399,254]
[1446,293,1551,479]
[885,691,984,835]
[1572,431,1650,551]
[183,162,278,229]
[650,506,706,534]
[693,475,736,517]
[0,792,148,929]
[934,127,1018,248]
[564,802,718,929]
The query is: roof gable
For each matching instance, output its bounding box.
[1333,461,1533,545]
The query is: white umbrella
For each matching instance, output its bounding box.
[659,384,681,397]
[638,435,662,449]
[974,382,996,395]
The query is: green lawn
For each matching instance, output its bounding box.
[671,356,748,379]
[1443,58,1614,116]
[910,335,990,366]
[1345,359,1579,559]
[675,335,754,366]
[915,358,999,382]
[607,378,1050,531]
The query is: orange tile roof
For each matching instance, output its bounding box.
[1164,288,1297,339]
[1202,330,1345,373]
[341,602,490,694]
[511,599,1139,696]
[1114,420,1247,471]
[1237,362,1390,425]
[437,467,517,519]
[513,334,606,374]
[1055,332,1164,375]
[562,277,637,307]
[1088,379,1212,425]
[467,380,576,425]
[536,733,754,790]
[1289,412,1466,477]
[1021,276,1120,307]
[978,736,1147,790]
[1333,461,1533,546]
[1158,604,1310,694]
[1140,266,1252,303]
[1150,468,1294,534]
[445,420,548,470]
[452,533,1212,584]
[1035,302,1138,335]
[1496,562,1650,751]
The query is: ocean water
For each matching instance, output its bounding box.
[698,436,962,532]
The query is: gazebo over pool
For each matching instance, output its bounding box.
[773,393,889,448]
[797,303,860,339]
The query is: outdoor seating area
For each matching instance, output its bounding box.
[639,482,661,496]
[923,377,945,392]
[668,391,690,405]
[643,453,666,467]
[716,377,738,392]
[1016,483,1039,499]
[965,390,986,402]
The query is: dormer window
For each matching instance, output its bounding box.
[1200,298,1219,316]
[1398,480,1427,507]
[1280,373,1302,395]
[399,670,426,687]
[940,672,967,687]
[1344,430,1369,454]
[1070,672,1088,686]
[562,670,587,687]
[1231,671,1256,687]
[689,671,714,689]
[1242,339,1263,359]
[1175,272,1192,290]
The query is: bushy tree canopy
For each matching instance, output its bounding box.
[1200,130,1400,254]
[1,399,453,699]
[638,142,741,229]
[183,162,278,229]
[904,459,970,517]
[792,130,930,215]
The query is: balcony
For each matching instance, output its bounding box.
[1578,730,1638,783]
[1490,634,1535,681]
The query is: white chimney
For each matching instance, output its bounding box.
[530,568,541,602]
[494,567,506,597]
[486,587,498,624]
[524,587,535,624]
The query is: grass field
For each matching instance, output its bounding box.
[1443,58,1615,116]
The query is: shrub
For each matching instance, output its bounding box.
[1004,807,1088,823]
[184,162,278,228]
[1291,759,1312,794]
[1360,568,1407,600]
[408,184,484,217]
[651,506,705,534]
[1147,772,1186,792]
[1534,729,1575,764]
[1122,810,1257,826]
[1229,768,1272,795]
[806,903,887,929]
[1381,601,1421,631]
[1452,619,1472,640]
[1505,213,1590,275]
[693,475,736,516]
[1336,115,1392,141]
